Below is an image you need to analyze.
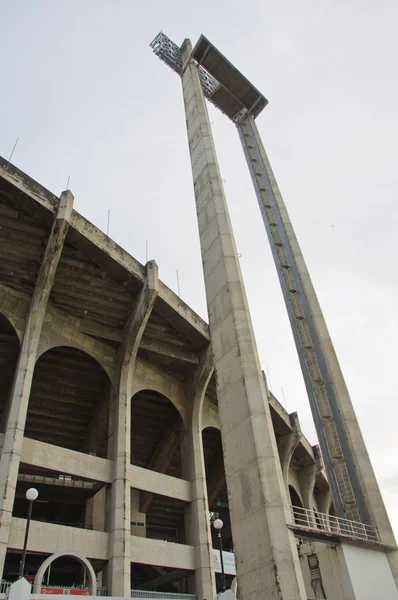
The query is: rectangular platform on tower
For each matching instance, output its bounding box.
[191,34,268,120]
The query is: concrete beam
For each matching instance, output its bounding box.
[130,464,191,503]
[79,321,201,366]
[140,336,199,364]
[8,517,108,561]
[130,535,195,571]
[0,190,74,578]
[21,437,112,483]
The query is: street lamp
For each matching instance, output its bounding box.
[213,517,226,592]
[18,488,38,579]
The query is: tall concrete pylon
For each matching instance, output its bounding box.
[178,38,307,600]
[150,30,398,596]
[235,110,398,584]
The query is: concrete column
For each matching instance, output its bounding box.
[246,116,398,583]
[180,40,306,600]
[107,261,158,597]
[182,347,216,600]
[0,190,74,578]
[277,412,302,490]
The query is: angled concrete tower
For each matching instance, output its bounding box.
[151,32,398,599]
[152,33,308,600]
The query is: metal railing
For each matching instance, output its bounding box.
[0,580,15,594]
[290,505,379,543]
[131,591,197,600]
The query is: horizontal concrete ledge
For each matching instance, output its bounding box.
[130,535,195,570]
[9,518,109,560]
[0,159,58,213]
[129,464,192,503]
[21,437,112,483]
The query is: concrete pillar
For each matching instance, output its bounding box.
[182,347,216,600]
[244,115,398,584]
[107,261,158,597]
[0,190,74,578]
[277,412,302,490]
[180,40,306,600]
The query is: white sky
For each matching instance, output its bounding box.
[1,0,398,534]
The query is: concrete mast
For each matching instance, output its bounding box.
[236,110,398,580]
[178,37,307,600]
[150,31,398,594]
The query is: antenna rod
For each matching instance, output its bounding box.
[176,269,180,296]
[8,137,19,162]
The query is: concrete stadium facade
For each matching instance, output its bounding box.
[0,158,346,598]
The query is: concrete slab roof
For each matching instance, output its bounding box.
[192,35,268,120]
[0,158,210,349]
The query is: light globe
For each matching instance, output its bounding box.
[26,488,38,502]
[213,518,223,530]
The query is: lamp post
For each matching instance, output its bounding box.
[213,517,226,592]
[18,488,38,579]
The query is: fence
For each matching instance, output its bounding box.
[0,583,107,596]
[290,505,379,543]
[131,591,197,600]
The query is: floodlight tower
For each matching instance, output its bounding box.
[150,32,398,597]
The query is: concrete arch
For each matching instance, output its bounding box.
[131,383,187,428]
[288,484,304,508]
[33,552,97,595]
[0,310,22,343]
[27,345,111,455]
[0,285,28,343]
[36,339,114,383]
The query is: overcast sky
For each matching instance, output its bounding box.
[1,0,398,534]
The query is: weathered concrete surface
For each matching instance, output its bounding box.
[246,116,398,584]
[21,437,112,483]
[107,260,159,597]
[0,190,74,575]
[130,535,195,571]
[9,517,108,560]
[180,39,307,600]
[182,348,216,599]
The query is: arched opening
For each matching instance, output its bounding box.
[26,346,110,456]
[131,389,183,477]
[130,390,189,592]
[33,552,97,594]
[130,389,185,541]
[13,347,110,535]
[202,427,234,593]
[289,485,307,526]
[0,313,20,433]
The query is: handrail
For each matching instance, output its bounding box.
[131,591,197,599]
[289,505,379,543]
